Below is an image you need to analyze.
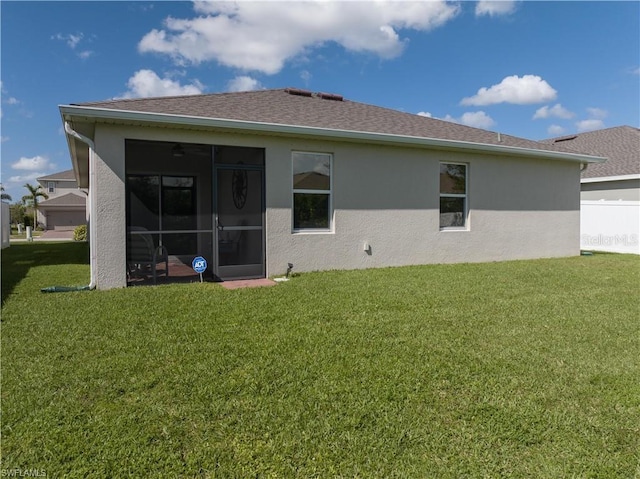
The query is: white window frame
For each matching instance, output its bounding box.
[47,181,55,194]
[439,162,469,231]
[292,151,333,233]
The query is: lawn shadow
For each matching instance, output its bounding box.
[1,242,89,307]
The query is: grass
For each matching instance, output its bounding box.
[1,242,639,478]
[8,230,43,240]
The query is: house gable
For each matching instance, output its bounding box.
[37,169,83,199]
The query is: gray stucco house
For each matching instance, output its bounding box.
[60,88,605,289]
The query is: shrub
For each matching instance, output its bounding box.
[73,224,87,242]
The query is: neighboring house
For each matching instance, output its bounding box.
[60,88,604,290]
[36,170,87,230]
[543,126,639,254]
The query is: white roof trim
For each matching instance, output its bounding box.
[581,174,640,183]
[60,105,606,164]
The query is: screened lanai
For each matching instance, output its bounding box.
[125,140,265,286]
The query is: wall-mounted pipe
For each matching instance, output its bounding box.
[64,121,97,290]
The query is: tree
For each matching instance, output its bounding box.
[9,203,26,226]
[22,183,48,229]
[0,185,11,202]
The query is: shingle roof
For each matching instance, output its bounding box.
[39,193,86,207]
[542,126,639,179]
[75,88,586,157]
[37,169,77,181]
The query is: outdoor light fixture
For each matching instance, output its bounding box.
[286,263,294,278]
[172,143,185,157]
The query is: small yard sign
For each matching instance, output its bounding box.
[192,256,207,282]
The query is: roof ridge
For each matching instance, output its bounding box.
[75,88,288,107]
[37,169,76,180]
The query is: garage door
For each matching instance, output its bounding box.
[47,211,86,230]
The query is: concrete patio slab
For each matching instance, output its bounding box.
[219,278,277,290]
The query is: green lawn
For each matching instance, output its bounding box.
[8,229,43,240]
[2,242,639,478]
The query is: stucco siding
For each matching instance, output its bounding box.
[93,126,128,289]
[265,141,580,276]
[90,124,581,289]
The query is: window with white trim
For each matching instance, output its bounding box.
[292,151,332,231]
[439,163,468,229]
[47,181,55,194]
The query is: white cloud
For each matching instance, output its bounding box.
[1,136,9,143]
[8,172,48,184]
[1,82,19,113]
[300,70,312,85]
[460,111,496,128]
[78,50,94,60]
[475,1,517,17]
[461,74,557,106]
[576,119,605,132]
[226,76,263,93]
[574,108,608,132]
[53,33,84,49]
[11,155,52,171]
[547,124,565,136]
[442,111,496,129]
[139,1,460,74]
[52,32,95,59]
[417,111,432,117]
[586,107,608,119]
[121,69,204,98]
[533,103,574,120]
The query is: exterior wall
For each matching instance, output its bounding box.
[266,139,580,275]
[580,201,639,254]
[91,123,581,289]
[39,179,82,199]
[580,179,640,201]
[92,126,128,289]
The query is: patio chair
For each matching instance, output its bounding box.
[127,228,169,284]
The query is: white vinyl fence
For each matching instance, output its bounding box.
[580,200,639,254]
[1,202,10,249]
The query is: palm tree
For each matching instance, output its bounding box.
[0,185,11,202]
[22,183,48,228]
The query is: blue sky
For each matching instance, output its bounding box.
[1,1,638,202]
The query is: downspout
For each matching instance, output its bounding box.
[64,121,97,290]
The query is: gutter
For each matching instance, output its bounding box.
[64,121,97,290]
[59,105,607,165]
[581,173,640,183]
